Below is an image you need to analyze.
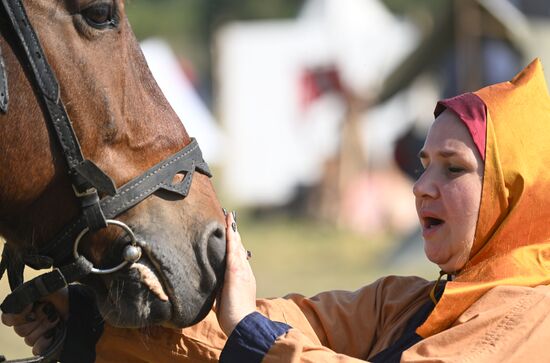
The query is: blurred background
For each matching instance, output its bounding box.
[3,0,550,357]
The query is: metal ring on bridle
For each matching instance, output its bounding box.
[73,219,142,274]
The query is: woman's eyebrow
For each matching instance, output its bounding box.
[438,150,458,158]
[417,150,459,159]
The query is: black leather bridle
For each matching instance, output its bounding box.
[0,1,212,362]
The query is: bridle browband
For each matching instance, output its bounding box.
[0,1,211,362]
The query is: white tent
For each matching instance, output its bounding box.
[216,0,418,206]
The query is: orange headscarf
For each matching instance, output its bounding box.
[417,58,550,338]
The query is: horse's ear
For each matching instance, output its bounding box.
[0,45,9,113]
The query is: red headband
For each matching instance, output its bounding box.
[434,93,487,161]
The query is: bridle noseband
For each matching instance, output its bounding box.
[0,1,212,362]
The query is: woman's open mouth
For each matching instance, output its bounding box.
[422,216,445,238]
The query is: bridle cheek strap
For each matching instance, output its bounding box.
[40,138,211,266]
[1,0,117,231]
[0,44,8,114]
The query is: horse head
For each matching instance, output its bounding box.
[0,0,226,328]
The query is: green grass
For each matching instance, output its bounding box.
[235,213,435,297]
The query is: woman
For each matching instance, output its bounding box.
[4,59,550,362]
[216,58,550,362]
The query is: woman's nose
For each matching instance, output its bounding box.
[413,170,438,199]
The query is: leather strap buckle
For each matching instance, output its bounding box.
[72,185,97,198]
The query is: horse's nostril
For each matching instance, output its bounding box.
[206,225,226,269]
[213,227,224,239]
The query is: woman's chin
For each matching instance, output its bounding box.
[430,255,463,274]
[424,243,452,270]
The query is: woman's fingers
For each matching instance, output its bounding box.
[226,212,242,254]
[217,210,257,336]
[1,304,34,327]
[32,334,54,356]
[225,211,253,278]
[13,319,44,338]
[43,288,69,320]
[24,317,58,347]
[226,212,252,267]
[12,303,58,344]
[1,288,67,327]
[1,295,65,355]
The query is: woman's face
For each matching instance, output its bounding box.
[413,110,484,273]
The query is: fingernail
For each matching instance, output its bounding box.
[25,312,36,322]
[43,328,56,339]
[231,222,237,232]
[232,211,237,223]
[222,208,227,216]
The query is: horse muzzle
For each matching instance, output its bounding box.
[88,219,226,328]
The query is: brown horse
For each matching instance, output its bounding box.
[0,0,225,329]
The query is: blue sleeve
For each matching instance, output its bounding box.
[60,284,104,363]
[220,312,291,363]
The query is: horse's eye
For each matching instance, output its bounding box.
[82,3,117,29]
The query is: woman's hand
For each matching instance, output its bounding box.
[1,287,69,356]
[216,211,257,337]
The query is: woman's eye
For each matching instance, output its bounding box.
[448,166,464,173]
[82,3,117,29]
